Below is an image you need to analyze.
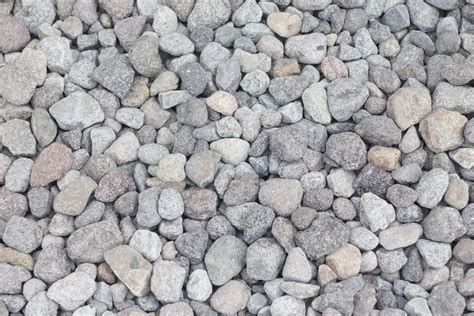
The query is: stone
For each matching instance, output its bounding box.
[175,229,209,263]
[95,170,135,203]
[0,263,31,294]
[150,260,186,303]
[92,56,135,99]
[210,138,250,166]
[152,5,178,35]
[24,291,58,316]
[31,108,57,148]
[285,33,327,64]
[4,158,33,193]
[271,295,306,316]
[376,249,408,274]
[325,132,367,170]
[0,119,37,157]
[453,238,474,264]
[53,176,97,216]
[327,78,369,122]
[240,70,270,97]
[99,0,134,19]
[225,202,274,243]
[157,188,184,221]
[66,221,123,263]
[3,216,42,254]
[206,91,238,116]
[419,108,467,153]
[33,246,72,284]
[367,146,401,172]
[49,92,105,131]
[359,192,396,232]
[258,178,303,217]
[46,272,96,311]
[155,153,187,182]
[321,56,348,81]
[0,189,28,221]
[428,281,466,316]
[302,82,331,125]
[30,143,73,187]
[185,150,221,188]
[186,269,213,302]
[232,0,262,26]
[416,239,452,268]
[422,206,466,243]
[295,216,350,260]
[104,245,152,297]
[129,32,162,78]
[0,48,46,106]
[379,223,423,250]
[115,108,145,129]
[160,32,195,56]
[267,12,301,38]
[349,227,379,251]
[210,280,250,314]
[326,244,362,280]
[433,82,474,114]
[15,0,55,35]
[182,188,217,220]
[355,116,401,146]
[205,235,247,286]
[38,37,74,74]
[0,16,30,53]
[387,87,432,131]
[282,247,312,283]
[415,168,449,209]
[104,132,140,165]
[188,0,232,30]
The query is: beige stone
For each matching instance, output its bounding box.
[326,244,361,280]
[419,108,467,153]
[53,175,97,216]
[320,56,348,81]
[444,175,469,210]
[145,177,186,192]
[155,153,186,182]
[453,238,474,264]
[210,280,251,314]
[104,245,152,297]
[267,12,302,38]
[387,87,431,131]
[122,76,149,107]
[271,58,300,78]
[0,246,34,270]
[206,91,238,116]
[317,264,337,287]
[367,146,401,171]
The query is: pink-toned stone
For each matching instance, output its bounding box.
[326,244,361,280]
[321,56,348,81]
[0,16,30,53]
[30,143,73,187]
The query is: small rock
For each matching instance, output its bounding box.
[53,176,97,216]
[0,263,31,294]
[267,12,301,38]
[0,119,37,157]
[49,92,105,131]
[210,280,251,314]
[359,192,396,232]
[46,272,96,311]
[206,91,238,116]
[104,132,140,165]
[453,238,474,264]
[326,244,361,280]
[210,138,250,166]
[258,178,303,217]
[325,132,367,170]
[92,56,135,99]
[285,33,327,64]
[155,153,187,182]
[422,206,466,243]
[302,82,331,125]
[387,87,431,131]
[419,108,468,153]
[271,295,306,316]
[205,235,247,286]
[0,16,30,53]
[416,239,452,268]
[327,78,369,122]
[428,281,466,316]
[282,247,312,283]
[104,245,152,297]
[150,260,186,303]
[3,216,42,254]
[379,223,423,250]
[415,168,449,209]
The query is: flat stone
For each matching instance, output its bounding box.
[150,260,186,303]
[419,108,468,153]
[46,272,96,311]
[0,119,37,157]
[258,178,303,217]
[379,223,423,250]
[295,216,350,260]
[49,92,105,131]
[387,87,432,131]
[104,245,152,297]
[66,221,123,263]
[205,235,247,286]
[210,280,251,314]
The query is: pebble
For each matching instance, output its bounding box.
[155,153,187,183]
[267,12,301,38]
[325,132,367,170]
[453,238,474,264]
[271,295,306,316]
[92,56,135,99]
[302,82,331,125]
[326,244,362,280]
[422,206,466,243]
[359,192,396,232]
[282,247,312,283]
[379,223,423,250]
[327,78,369,122]
[0,16,30,53]
[387,87,432,131]
[210,280,251,314]
[210,138,250,166]
[49,92,105,131]
[204,235,247,286]
[66,221,123,263]
[0,119,37,157]
[285,33,327,64]
[104,245,152,297]
[258,178,303,217]
[46,272,96,311]
[150,260,186,303]
[186,269,213,302]
[419,108,468,153]
[416,239,452,268]
[53,176,97,216]
[415,168,449,209]
[296,216,350,260]
[206,91,238,116]
[3,216,42,254]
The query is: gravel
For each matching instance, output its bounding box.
[0,1,473,315]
